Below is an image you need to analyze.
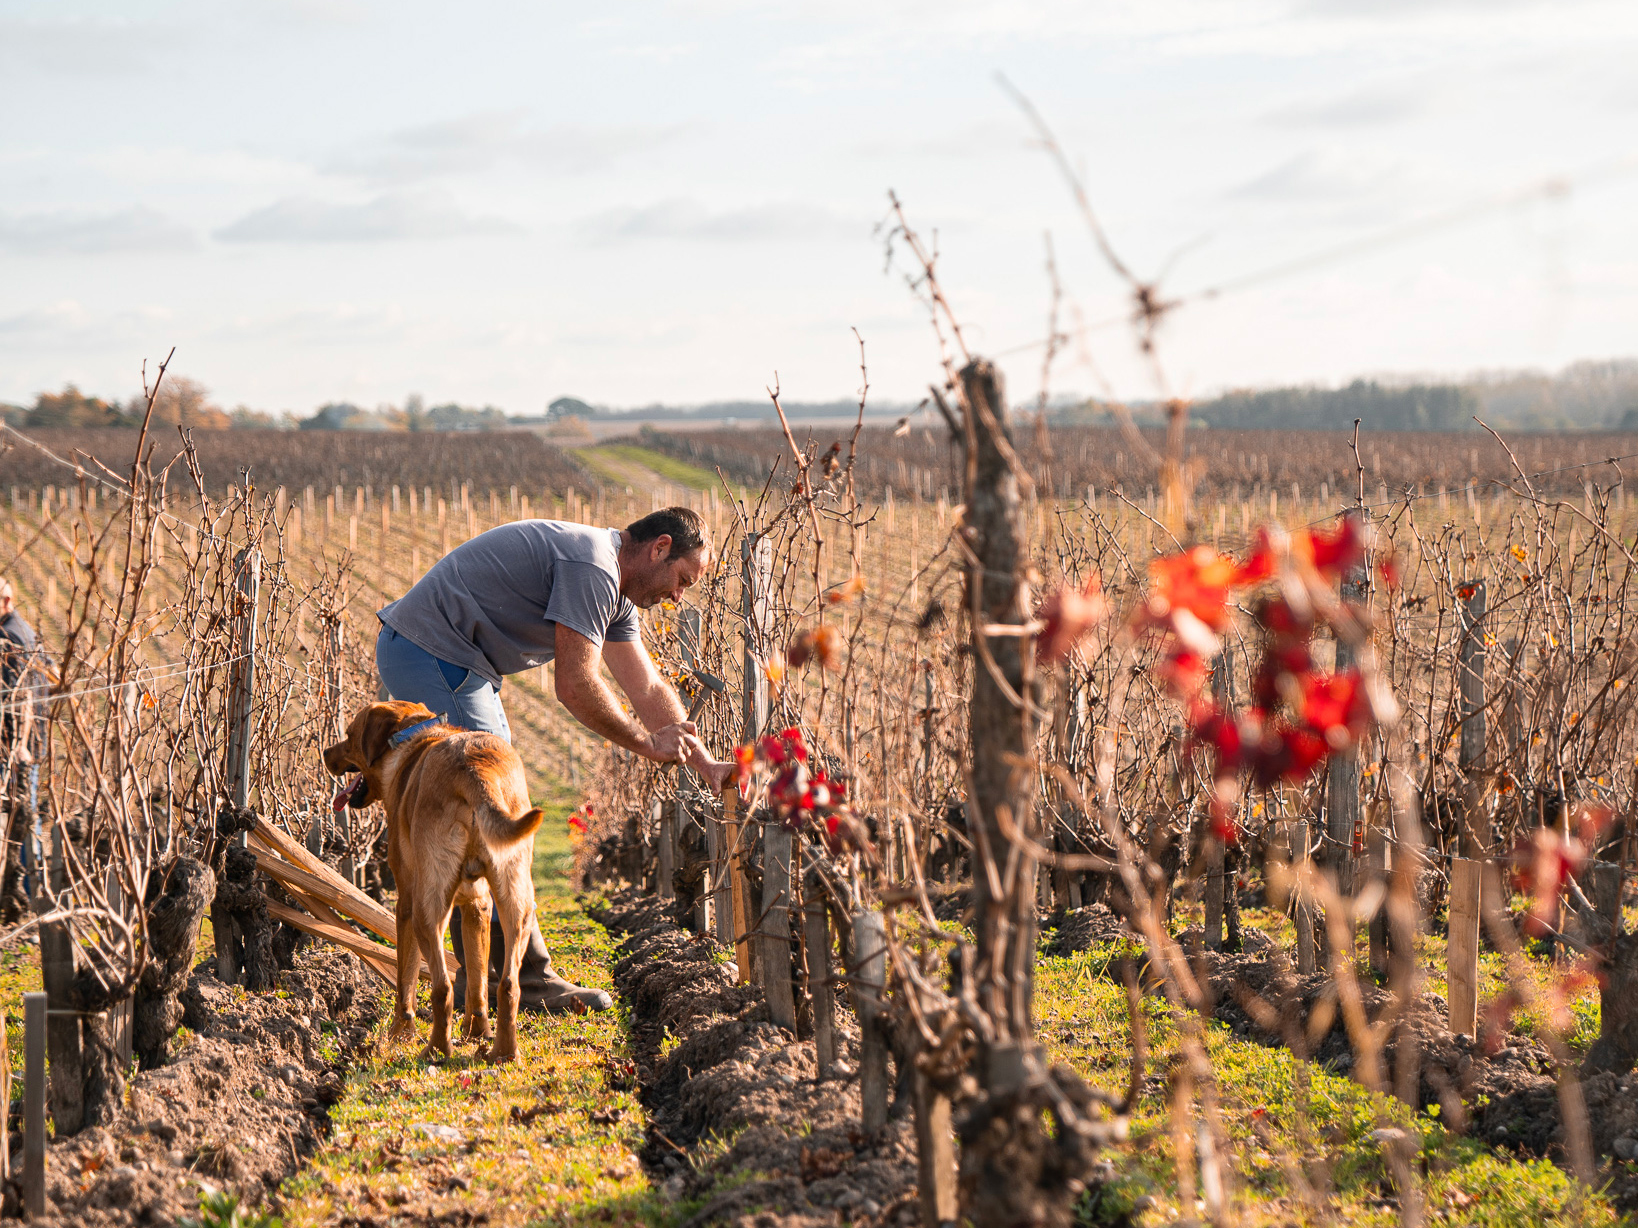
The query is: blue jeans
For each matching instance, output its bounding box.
[374,625,511,743]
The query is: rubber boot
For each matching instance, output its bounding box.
[450,907,612,1015]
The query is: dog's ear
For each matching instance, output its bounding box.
[356,703,403,770]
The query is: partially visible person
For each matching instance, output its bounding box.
[0,580,43,919]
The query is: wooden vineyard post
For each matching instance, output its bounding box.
[24,992,45,1218]
[214,548,261,985]
[105,865,133,1067]
[1204,837,1225,952]
[914,1067,958,1228]
[759,819,797,1030]
[1293,820,1316,974]
[1448,857,1481,1037]
[921,663,934,813]
[1592,861,1623,931]
[803,867,836,1078]
[655,797,674,901]
[41,823,82,1135]
[1454,580,1488,989]
[725,534,772,984]
[853,908,889,1133]
[723,786,751,982]
[1367,821,1389,977]
[1457,579,1491,934]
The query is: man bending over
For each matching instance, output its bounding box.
[376,505,732,1013]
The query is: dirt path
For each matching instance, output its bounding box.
[274,813,662,1228]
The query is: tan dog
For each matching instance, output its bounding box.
[323,700,543,1062]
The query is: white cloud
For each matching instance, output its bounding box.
[0,16,179,76]
[0,300,174,349]
[1262,81,1436,127]
[214,190,521,243]
[320,112,687,184]
[0,206,195,254]
[574,199,862,244]
[1225,149,1407,204]
[211,303,410,346]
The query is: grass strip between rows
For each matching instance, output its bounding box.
[278,807,667,1227]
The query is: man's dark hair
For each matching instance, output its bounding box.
[625,506,710,559]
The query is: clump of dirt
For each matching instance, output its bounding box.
[590,890,921,1228]
[1041,904,1134,957]
[12,945,381,1226]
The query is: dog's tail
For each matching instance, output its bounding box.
[482,805,546,847]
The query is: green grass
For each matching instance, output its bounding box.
[278,804,677,1227]
[0,940,40,1091]
[573,444,721,494]
[1035,930,1624,1227]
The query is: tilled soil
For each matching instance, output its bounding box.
[12,945,381,1226]
[591,891,921,1228]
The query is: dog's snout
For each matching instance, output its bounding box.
[322,741,352,775]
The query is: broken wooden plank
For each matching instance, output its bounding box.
[263,899,402,986]
[251,817,398,936]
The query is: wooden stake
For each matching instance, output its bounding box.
[1204,837,1224,952]
[656,797,674,901]
[1458,581,1496,926]
[41,826,82,1136]
[214,548,260,986]
[24,992,45,1218]
[723,787,751,982]
[1448,857,1481,1037]
[1293,820,1315,975]
[853,909,889,1134]
[803,869,836,1078]
[759,820,796,1031]
[1368,822,1389,977]
[913,1068,958,1228]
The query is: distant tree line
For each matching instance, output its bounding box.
[1052,360,1638,432]
[299,395,509,432]
[0,383,514,433]
[1189,379,1479,431]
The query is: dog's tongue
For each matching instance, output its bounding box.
[333,775,359,812]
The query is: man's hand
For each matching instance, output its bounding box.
[686,744,735,794]
[645,720,699,764]
[644,723,732,789]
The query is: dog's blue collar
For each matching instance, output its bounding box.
[389,716,442,747]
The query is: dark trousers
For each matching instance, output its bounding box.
[449,906,557,1005]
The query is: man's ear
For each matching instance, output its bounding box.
[650,534,673,562]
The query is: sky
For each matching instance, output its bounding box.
[2,0,1636,415]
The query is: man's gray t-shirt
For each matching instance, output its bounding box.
[378,520,640,686]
